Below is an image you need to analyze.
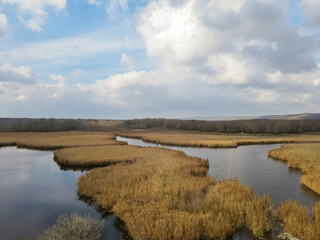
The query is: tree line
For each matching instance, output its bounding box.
[1,117,320,134]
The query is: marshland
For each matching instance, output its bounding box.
[1,119,320,240]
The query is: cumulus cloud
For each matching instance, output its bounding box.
[0,64,34,84]
[299,0,320,28]
[132,0,320,111]
[120,53,134,70]
[2,0,66,31]
[2,0,320,117]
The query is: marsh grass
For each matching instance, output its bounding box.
[268,143,320,195]
[0,131,120,150]
[38,212,104,240]
[3,130,318,239]
[116,130,320,148]
[77,145,274,239]
[278,200,320,240]
[54,145,144,167]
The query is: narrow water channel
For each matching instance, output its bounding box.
[0,147,124,240]
[117,136,320,208]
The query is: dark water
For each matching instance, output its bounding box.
[117,136,320,208]
[0,147,124,240]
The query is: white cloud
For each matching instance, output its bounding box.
[205,53,252,85]
[106,0,128,13]
[0,63,33,83]
[313,79,320,87]
[0,14,10,41]
[1,0,66,31]
[299,0,320,28]
[14,94,29,101]
[267,71,282,84]
[88,0,102,6]
[120,53,134,70]
[92,71,157,104]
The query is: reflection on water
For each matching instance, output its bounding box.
[117,136,320,208]
[0,147,124,240]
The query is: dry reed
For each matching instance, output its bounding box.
[116,130,320,148]
[278,200,320,240]
[77,145,274,239]
[0,131,121,150]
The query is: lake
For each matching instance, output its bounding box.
[0,147,124,240]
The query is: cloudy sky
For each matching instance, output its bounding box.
[0,0,320,119]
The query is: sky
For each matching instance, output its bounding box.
[0,0,320,119]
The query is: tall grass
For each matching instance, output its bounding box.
[78,145,274,239]
[0,131,120,150]
[278,200,320,240]
[116,130,320,148]
[38,212,104,240]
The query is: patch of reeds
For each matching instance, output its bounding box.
[278,200,320,240]
[268,143,320,195]
[116,130,320,148]
[0,131,121,150]
[54,145,144,167]
[77,144,274,239]
[38,212,104,240]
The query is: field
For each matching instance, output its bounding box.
[115,130,320,148]
[1,130,320,239]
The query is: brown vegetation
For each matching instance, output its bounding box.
[116,129,320,148]
[0,131,121,150]
[54,145,143,167]
[268,143,320,195]
[2,130,319,239]
[278,200,320,240]
[78,144,274,239]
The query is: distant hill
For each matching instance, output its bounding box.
[258,113,320,120]
[188,113,320,121]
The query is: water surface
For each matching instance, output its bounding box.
[117,136,320,208]
[0,147,124,240]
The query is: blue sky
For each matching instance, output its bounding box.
[0,0,320,119]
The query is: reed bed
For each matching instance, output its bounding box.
[278,200,320,240]
[0,131,120,150]
[55,145,145,167]
[268,143,320,195]
[116,130,320,148]
[78,145,274,239]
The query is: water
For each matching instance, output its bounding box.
[117,136,320,208]
[0,147,124,240]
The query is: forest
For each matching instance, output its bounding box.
[1,117,320,134]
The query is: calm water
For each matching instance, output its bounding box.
[117,136,320,208]
[0,147,124,240]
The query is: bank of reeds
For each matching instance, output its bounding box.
[116,130,320,148]
[0,131,120,150]
[268,143,320,195]
[78,144,274,239]
[54,145,144,167]
[278,200,320,240]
